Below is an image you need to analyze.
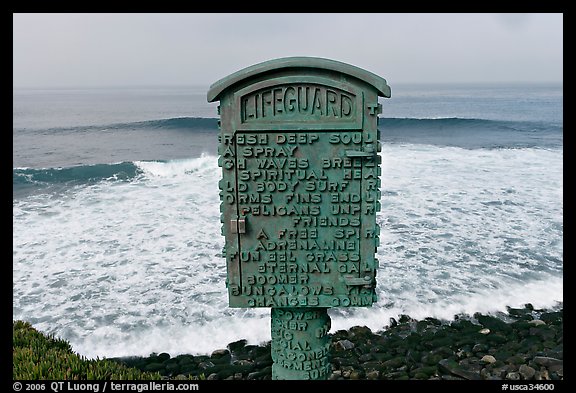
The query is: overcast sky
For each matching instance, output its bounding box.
[13,13,563,88]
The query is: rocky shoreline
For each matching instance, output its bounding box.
[110,304,562,380]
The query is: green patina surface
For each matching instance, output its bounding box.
[208,56,390,379]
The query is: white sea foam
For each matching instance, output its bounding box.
[13,145,563,358]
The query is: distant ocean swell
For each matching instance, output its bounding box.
[15,117,219,134]
[15,116,562,135]
[379,117,562,133]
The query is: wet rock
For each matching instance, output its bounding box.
[476,314,512,333]
[540,311,562,325]
[410,366,438,378]
[382,357,405,369]
[158,352,171,362]
[383,371,409,380]
[506,371,521,380]
[518,364,536,380]
[334,339,355,351]
[533,356,562,367]
[164,361,180,375]
[535,368,550,380]
[479,328,490,335]
[349,325,373,338]
[528,319,546,326]
[144,362,164,373]
[481,355,496,364]
[210,351,231,365]
[481,366,508,380]
[198,360,215,370]
[328,371,342,380]
[365,370,380,379]
[358,353,373,362]
[227,339,247,354]
[438,359,481,380]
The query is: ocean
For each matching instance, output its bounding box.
[13,83,563,359]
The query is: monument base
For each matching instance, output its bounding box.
[270,307,332,380]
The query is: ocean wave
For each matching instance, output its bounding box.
[15,116,562,135]
[379,117,562,149]
[13,162,142,186]
[12,156,219,198]
[380,117,563,133]
[16,117,219,135]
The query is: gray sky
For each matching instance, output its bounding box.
[13,13,563,88]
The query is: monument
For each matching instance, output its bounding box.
[207,56,391,379]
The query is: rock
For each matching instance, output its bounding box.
[246,365,271,380]
[164,361,180,375]
[179,364,198,375]
[529,327,555,341]
[507,306,533,319]
[506,372,521,380]
[441,374,466,380]
[341,366,353,378]
[349,370,362,379]
[328,371,342,380]
[472,343,489,353]
[422,353,443,366]
[479,328,490,335]
[518,364,536,380]
[349,325,373,338]
[549,364,563,379]
[206,373,218,380]
[232,359,253,366]
[158,352,171,362]
[331,329,350,341]
[366,370,380,379]
[416,320,429,332]
[476,314,511,332]
[438,359,481,380]
[481,366,508,380]
[358,353,373,362]
[174,374,188,380]
[535,368,550,380]
[382,357,405,369]
[143,362,164,373]
[383,371,409,380]
[175,354,195,366]
[410,366,438,378]
[539,311,562,325]
[334,339,355,351]
[437,359,458,374]
[227,339,247,353]
[533,356,562,367]
[506,354,526,365]
[198,360,215,370]
[210,349,230,359]
[399,314,412,324]
[528,319,546,326]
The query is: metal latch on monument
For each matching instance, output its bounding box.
[346,144,376,159]
[344,275,374,288]
[230,217,246,234]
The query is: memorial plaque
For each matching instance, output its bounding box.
[208,57,390,379]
